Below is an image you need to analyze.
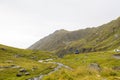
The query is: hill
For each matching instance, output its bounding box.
[28,17,120,57]
[0,44,56,80]
[0,44,120,80]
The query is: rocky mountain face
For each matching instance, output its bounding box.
[28,17,120,57]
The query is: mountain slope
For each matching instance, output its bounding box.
[28,17,120,56]
[28,28,96,51]
[0,44,56,80]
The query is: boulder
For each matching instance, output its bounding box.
[11,64,16,67]
[38,60,44,63]
[31,67,37,71]
[89,63,101,71]
[4,66,10,68]
[25,72,30,75]
[14,54,21,58]
[31,56,37,59]
[26,78,34,80]
[0,48,6,51]
[12,66,21,69]
[113,54,120,59]
[19,68,27,72]
[112,66,120,70]
[5,60,13,63]
[16,73,22,77]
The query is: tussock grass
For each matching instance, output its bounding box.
[0,44,57,80]
[45,51,120,80]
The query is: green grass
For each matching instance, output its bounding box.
[43,51,120,80]
[0,44,57,80]
[0,44,120,80]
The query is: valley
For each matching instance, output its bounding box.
[1,44,120,80]
[0,17,120,80]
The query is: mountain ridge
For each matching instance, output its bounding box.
[28,17,120,57]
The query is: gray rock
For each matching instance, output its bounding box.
[112,66,120,70]
[19,68,27,72]
[5,60,13,63]
[31,56,37,59]
[14,54,21,58]
[89,63,101,71]
[26,78,34,80]
[4,66,10,68]
[12,66,21,69]
[31,67,37,71]
[102,78,107,80]
[25,72,30,75]
[113,54,120,59]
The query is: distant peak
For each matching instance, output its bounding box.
[54,29,69,33]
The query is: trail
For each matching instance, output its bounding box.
[27,59,72,80]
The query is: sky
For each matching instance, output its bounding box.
[0,0,120,49]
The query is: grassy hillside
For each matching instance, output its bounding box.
[1,44,120,80]
[63,19,120,52]
[28,17,120,57]
[0,44,57,80]
[43,51,120,80]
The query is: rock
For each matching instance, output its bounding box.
[114,34,119,38]
[45,59,53,61]
[102,78,107,80]
[112,66,120,70]
[16,73,22,77]
[0,66,2,68]
[12,66,21,69]
[5,60,13,63]
[25,72,30,75]
[89,63,101,71]
[31,56,37,59]
[4,66,10,68]
[26,78,34,80]
[14,54,21,58]
[31,67,37,71]
[0,48,6,51]
[113,54,120,59]
[38,60,44,63]
[11,64,16,67]
[19,68,27,72]
[0,69,4,71]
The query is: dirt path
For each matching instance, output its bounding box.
[27,59,72,80]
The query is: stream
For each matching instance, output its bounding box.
[27,59,72,80]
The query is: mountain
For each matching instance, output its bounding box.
[28,17,120,57]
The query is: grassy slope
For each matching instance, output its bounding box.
[0,44,57,80]
[43,51,120,80]
[29,17,120,57]
[58,17,120,56]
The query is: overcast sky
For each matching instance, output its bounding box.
[0,0,120,49]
